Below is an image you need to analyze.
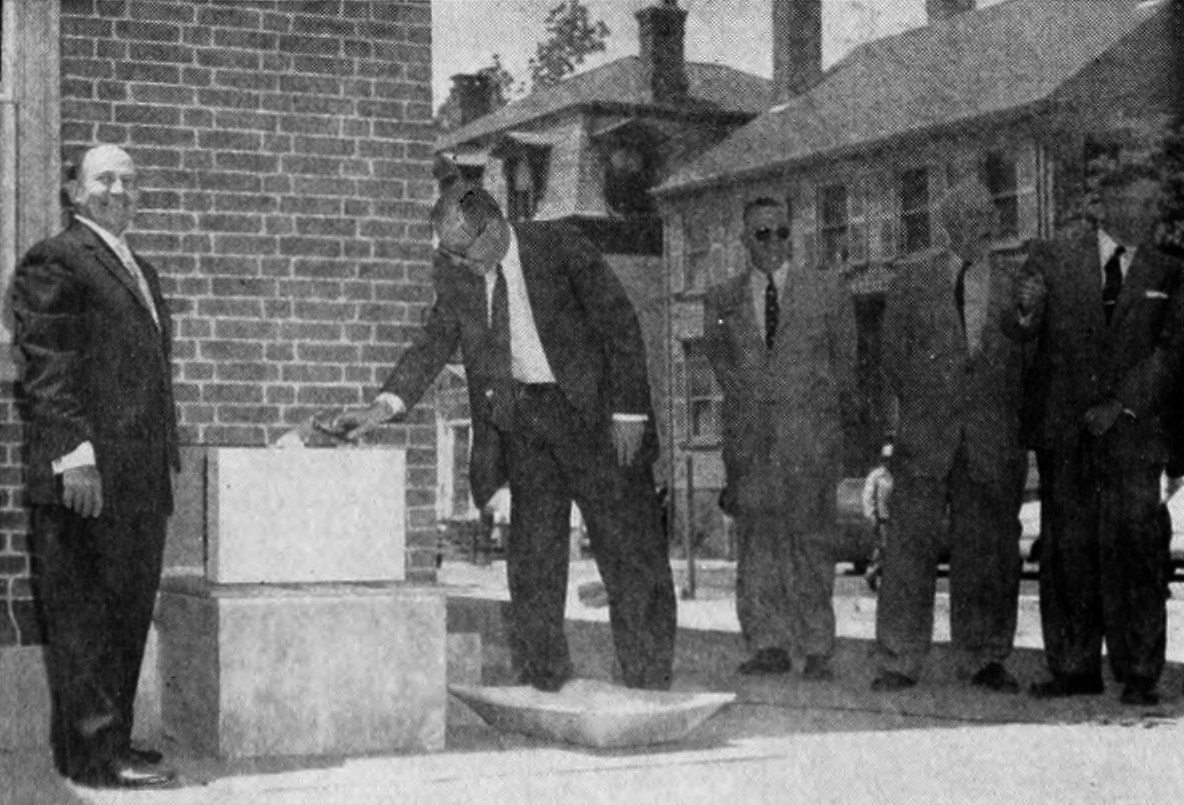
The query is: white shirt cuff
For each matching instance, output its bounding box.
[612,413,648,423]
[374,393,406,420]
[52,441,95,474]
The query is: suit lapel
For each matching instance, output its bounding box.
[1064,232,1106,336]
[720,272,764,352]
[1109,245,1163,331]
[72,221,158,324]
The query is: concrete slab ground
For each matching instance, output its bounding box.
[5,560,1184,805]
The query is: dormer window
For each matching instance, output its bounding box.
[593,118,664,217]
[492,132,552,222]
[507,156,539,221]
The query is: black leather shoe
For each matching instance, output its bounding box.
[123,745,164,765]
[870,671,916,692]
[801,655,833,681]
[73,760,176,789]
[737,648,793,675]
[1029,673,1104,699]
[1120,678,1160,706]
[970,662,1020,694]
[520,670,570,693]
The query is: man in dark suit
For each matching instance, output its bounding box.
[335,186,676,691]
[870,179,1029,693]
[13,145,179,788]
[1020,164,1184,705]
[703,197,856,680]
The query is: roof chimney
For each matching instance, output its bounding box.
[926,0,975,23]
[636,0,689,102]
[450,73,495,127]
[772,0,822,104]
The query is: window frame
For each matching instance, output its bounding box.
[897,167,932,254]
[682,338,721,446]
[0,0,17,354]
[981,150,1021,240]
[817,183,849,266]
[682,212,711,294]
[437,417,479,521]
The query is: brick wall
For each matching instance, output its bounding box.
[0,0,437,647]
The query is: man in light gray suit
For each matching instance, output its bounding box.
[871,179,1030,693]
[704,197,857,680]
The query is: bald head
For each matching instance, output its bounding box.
[938,177,997,262]
[69,145,139,236]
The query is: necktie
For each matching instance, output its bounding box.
[1102,245,1124,324]
[488,265,513,429]
[764,273,779,349]
[113,240,160,328]
[954,260,970,333]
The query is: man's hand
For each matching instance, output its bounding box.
[331,400,399,442]
[612,418,645,466]
[62,465,103,518]
[1084,399,1125,437]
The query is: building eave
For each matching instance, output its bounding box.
[653,101,1047,200]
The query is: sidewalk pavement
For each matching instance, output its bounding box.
[5,561,1184,805]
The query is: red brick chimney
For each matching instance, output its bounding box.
[927,0,975,23]
[450,73,496,126]
[772,0,822,104]
[636,0,689,103]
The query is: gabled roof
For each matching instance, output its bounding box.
[436,56,771,152]
[658,0,1165,195]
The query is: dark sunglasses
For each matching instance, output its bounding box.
[754,226,791,243]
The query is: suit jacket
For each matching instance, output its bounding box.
[882,249,1028,485]
[704,266,856,515]
[13,220,180,513]
[1022,231,1184,466]
[381,220,657,507]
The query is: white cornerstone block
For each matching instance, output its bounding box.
[207,448,405,584]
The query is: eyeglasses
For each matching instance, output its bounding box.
[753,226,791,243]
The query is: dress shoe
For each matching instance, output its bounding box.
[123,744,164,765]
[520,670,570,693]
[801,655,833,681]
[1120,678,1160,706]
[737,647,793,675]
[72,760,176,789]
[969,662,1020,694]
[1029,672,1104,699]
[870,671,916,692]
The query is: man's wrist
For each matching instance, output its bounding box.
[52,441,96,475]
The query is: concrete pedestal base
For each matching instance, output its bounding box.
[158,576,446,758]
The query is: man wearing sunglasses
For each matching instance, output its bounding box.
[704,197,857,680]
[333,186,676,692]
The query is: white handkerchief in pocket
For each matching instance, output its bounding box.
[1144,290,1169,299]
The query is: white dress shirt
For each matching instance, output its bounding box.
[749,261,790,339]
[949,252,991,355]
[1098,228,1136,283]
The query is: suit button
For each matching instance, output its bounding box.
[485,388,494,399]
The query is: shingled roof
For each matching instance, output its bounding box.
[436,56,772,152]
[657,0,1165,195]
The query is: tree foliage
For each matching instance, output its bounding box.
[528,0,611,90]
[1154,123,1184,254]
